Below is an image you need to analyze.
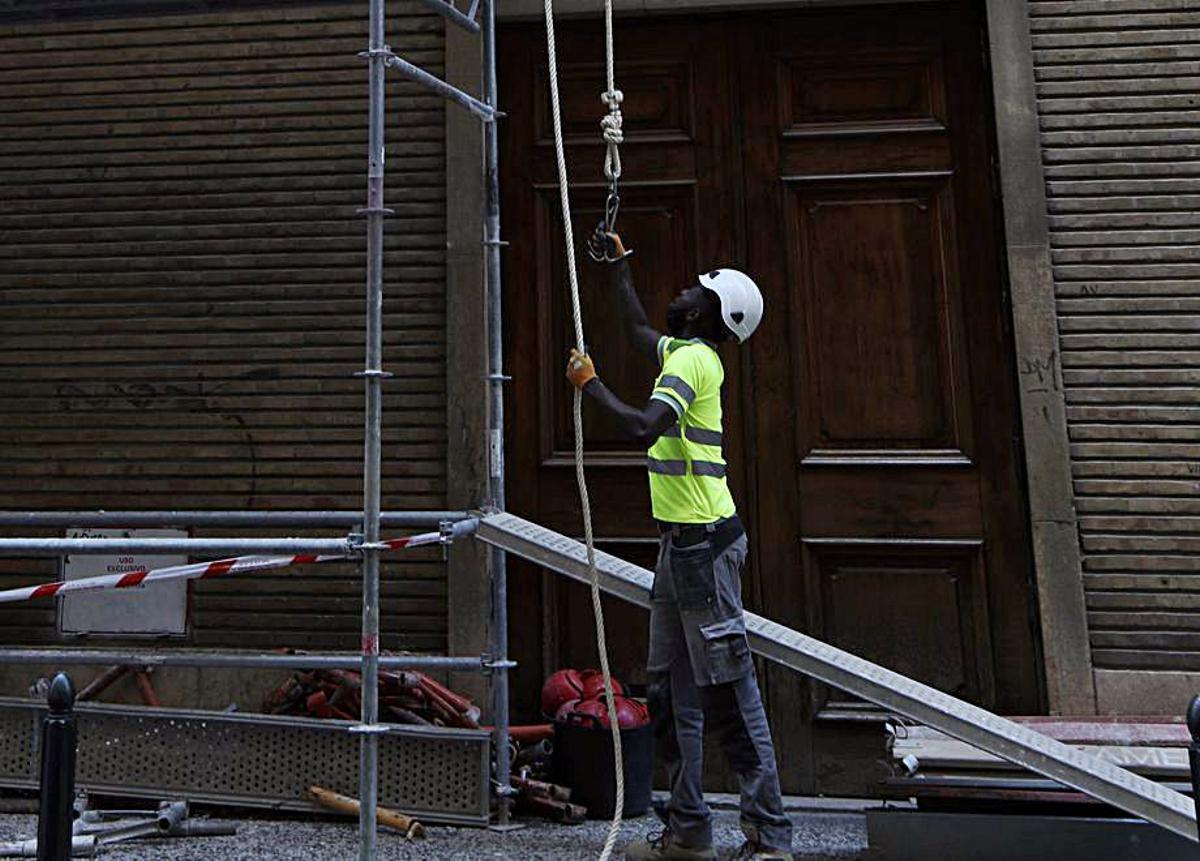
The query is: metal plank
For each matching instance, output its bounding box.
[474,512,1199,842]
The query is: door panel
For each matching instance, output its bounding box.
[789,175,971,459]
[803,539,995,711]
[501,2,1040,795]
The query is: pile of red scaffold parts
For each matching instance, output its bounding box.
[263,665,553,744]
[264,667,481,727]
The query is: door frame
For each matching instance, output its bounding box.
[445,0,1096,717]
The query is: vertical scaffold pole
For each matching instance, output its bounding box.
[482,0,513,828]
[359,0,388,855]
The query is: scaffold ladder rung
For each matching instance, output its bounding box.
[474,511,1199,843]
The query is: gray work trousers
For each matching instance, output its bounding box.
[647,528,793,853]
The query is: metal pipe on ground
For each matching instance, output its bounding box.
[164,821,238,838]
[309,786,425,840]
[0,836,95,858]
[81,802,188,847]
[154,802,188,835]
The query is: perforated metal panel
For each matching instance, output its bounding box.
[0,698,490,826]
[0,706,35,782]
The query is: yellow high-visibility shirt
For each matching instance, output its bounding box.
[646,336,736,524]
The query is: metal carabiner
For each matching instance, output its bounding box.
[604,187,620,235]
[585,187,623,263]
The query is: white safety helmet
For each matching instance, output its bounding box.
[698,268,763,343]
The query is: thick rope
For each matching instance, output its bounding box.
[600,0,622,183]
[544,1,624,859]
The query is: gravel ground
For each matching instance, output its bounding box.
[0,806,871,859]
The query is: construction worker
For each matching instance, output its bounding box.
[566,226,792,861]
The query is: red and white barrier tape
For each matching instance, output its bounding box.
[0,531,443,605]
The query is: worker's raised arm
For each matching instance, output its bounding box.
[587,225,661,364]
[566,350,677,448]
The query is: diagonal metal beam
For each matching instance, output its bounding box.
[474,512,1199,843]
[380,51,496,121]
[415,0,480,33]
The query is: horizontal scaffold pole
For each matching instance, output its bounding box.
[381,51,497,121]
[415,0,480,33]
[0,529,468,603]
[0,650,489,672]
[0,537,360,557]
[0,522,477,560]
[0,511,471,529]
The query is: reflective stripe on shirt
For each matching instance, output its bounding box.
[647,457,687,476]
[657,375,696,405]
[659,424,723,446]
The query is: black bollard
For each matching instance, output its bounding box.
[36,673,76,861]
[1188,694,1200,845]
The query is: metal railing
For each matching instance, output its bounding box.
[0,1,510,858]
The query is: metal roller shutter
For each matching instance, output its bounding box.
[1030,0,1200,671]
[0,1,448,651]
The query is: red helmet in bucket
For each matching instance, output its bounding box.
[560,695,649,730]
[579,669,626,701]
[541,668,584,717]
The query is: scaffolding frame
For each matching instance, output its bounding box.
[0,1,511,858]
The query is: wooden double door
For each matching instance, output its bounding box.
[500,1,1042,792]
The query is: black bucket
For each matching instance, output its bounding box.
[553,714,654,819]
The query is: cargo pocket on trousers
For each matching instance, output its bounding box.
[699,616,752,685]
[670,539,716,611]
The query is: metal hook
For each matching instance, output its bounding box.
[585,189,623,263]
[604,189,620,235]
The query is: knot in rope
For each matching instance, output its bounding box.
[601,89,623,181]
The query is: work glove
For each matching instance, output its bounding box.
[586,222,632,263]
[566,348,597,390]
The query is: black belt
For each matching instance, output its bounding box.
[657,515,744,557]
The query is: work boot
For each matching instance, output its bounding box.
[727,840,792,860]
[624,828,716,860]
